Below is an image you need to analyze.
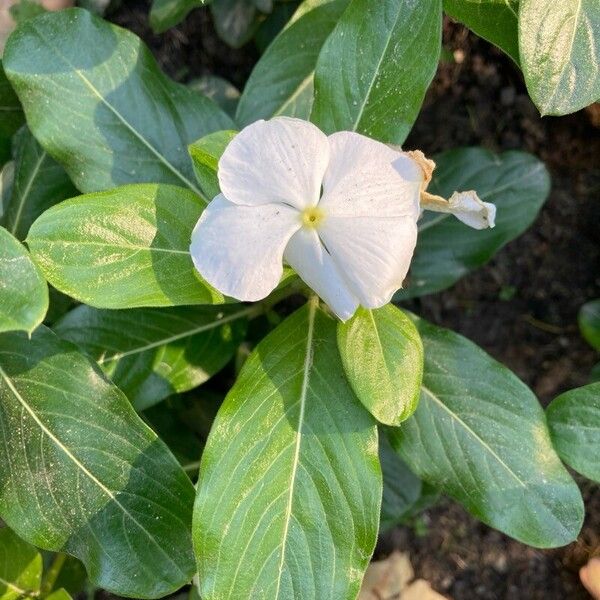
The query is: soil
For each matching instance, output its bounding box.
[107,4,600,599]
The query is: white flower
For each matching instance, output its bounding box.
[190,117,496,321]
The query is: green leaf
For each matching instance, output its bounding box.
[211,0,260,48]
[519,0,600,115]
[389,317,584,548]
[0,326,196,598]
[338,305,423,425]
[236,0,350,126]
[150,0,208,33]
[46,590,72,600]
[189,75,240,117]
[311,0,442,144]
[27,183,223,308]
[443,0,519,64]
[3,8,233,194]
[399,148,550,299]
[579,299,600,350]
[188,130,237,200]
[0,226,48,334]
[379,432,422,531]
[193,301,382,599]
[9,0,46,23]
[0,528,42,600]
[0,62,24,167]
[55,304,250,410]
[1,127,77,241]
[254,2,298,51]
[547,383,600,483]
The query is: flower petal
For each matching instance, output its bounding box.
[283,228,359,321]
[190,194,300,302]
[448,191,496,229]
[319,131,422,218]
[218,117,330,210]
[420,190,496,230]
[320,215,418,308]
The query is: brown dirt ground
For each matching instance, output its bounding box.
[108,4,600,599]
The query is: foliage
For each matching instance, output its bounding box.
[0,1,597,599]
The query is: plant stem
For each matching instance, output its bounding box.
[183,460,201,472]
[41,553,66,597]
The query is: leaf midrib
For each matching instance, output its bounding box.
[0,573,33,597]
[9,147,46,236]
[420,383,527,488]
[273,299,317,598]
[97,306,254,363]
[351,5,401,132]
[0,364,185,577]
[28,21,202,196]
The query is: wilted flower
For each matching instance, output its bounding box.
[190,117,495,320]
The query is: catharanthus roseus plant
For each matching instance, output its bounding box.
[0,2,597,600]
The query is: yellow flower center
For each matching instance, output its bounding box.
[300,206,325,229]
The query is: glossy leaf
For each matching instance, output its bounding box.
[0,62,24,167]
[1,127,77,241]
[3,8,233,194]
[311,0,442,144]
[188,130,237,200]
[236,0,350,126]
[399,148,550,298]
[389,317,584,548]
[338,305,423,425]
[519,0,600,115]
[193,302,382,599]
[211,0,260,48]
[443,0,519,63]
[46,590,72,600]
[0,326,196,598]
[0,528,42,600]
[150,0,208,33]
[0,226,48,334]
[27,184,223,308]
[379,432,422,531]
[547,383,600,483]
[579,299,600,350]
[55,304,250,410]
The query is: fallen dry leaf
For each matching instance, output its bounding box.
[581,557,600,600]
[359,551,448,600]
[402,579,449,600]
[359,551,413,600]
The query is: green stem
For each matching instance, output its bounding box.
[41,553,66,597]
[183,460,201,472]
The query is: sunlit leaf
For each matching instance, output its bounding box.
[4,8,233,194]
[390,316,584,548]
[519,0,600,115]
[55,304,250,410]
[0,327,196,598]
[0,226,48,334]
[338,305,423,425]
[547,383,600,483]
[27,184,223,308]
[193,302,381,599]
[311,0,442,144]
